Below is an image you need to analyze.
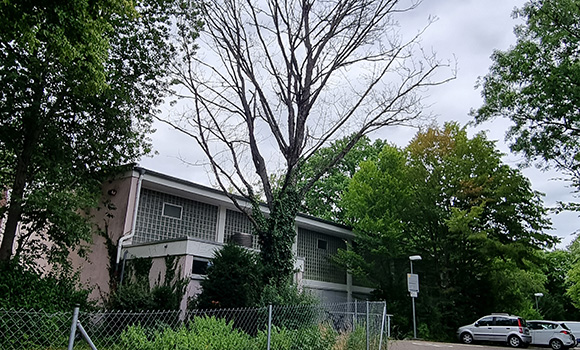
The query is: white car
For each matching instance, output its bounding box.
[528,320,576,350]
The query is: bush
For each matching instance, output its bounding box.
[195,243,263,309]
[0,260,91,311]
[255,324,336,350]
[118,316,255,350]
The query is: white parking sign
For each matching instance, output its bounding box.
[407,273,419,294]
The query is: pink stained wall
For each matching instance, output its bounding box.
[69,171,140,304]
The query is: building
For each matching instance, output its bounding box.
[75,167,373,308]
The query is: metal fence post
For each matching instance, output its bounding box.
[354,301,357,330]
[379,302,386,350]
[267,304,273,350]
[366,301,370,350]
[67,306,80,350]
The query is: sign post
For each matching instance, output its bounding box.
[408,255,422,339]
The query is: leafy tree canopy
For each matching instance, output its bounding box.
[473,0,580,194]
[320,123,557,339]
[0,0,201,266]
[300,135,388,224]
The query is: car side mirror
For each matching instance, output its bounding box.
[474,322,480,327]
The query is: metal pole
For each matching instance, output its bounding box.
[67,306,80,350]
[366,301,370,350]
[267,304,273,350]
[354,301,358,330]
[535,296,539,310]
[77,321,98,350]
[410,259,417,339]
[412,296,417,339]
[379,302,387,350]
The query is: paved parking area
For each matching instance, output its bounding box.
[387,339,546,350]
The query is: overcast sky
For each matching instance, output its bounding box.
[140,0,579,248]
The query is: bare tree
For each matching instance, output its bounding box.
[168,0,454,286]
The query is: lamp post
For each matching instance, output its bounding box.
[409,255,422,339]
[534,292,543,311]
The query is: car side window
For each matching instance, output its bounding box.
[495,317,511,326]
[528,322,541,330]
[478,317,494,326]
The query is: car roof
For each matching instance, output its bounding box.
[528,320,558,324]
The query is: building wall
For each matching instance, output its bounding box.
[297,227,347,284]
[69,171,140,303]
[134,189,219,244]
[224,209,259,250]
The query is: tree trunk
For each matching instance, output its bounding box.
[0,82,44,262]
[257,189,300,287]
[0,140,36,261]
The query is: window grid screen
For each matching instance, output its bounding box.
[134,189,218,243]
[297,228,346,284]
[224,209,260,250]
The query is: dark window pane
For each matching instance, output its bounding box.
[192,259,209,275]
[163,203,182,219]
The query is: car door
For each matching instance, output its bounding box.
[529,321,551,345]
[473,316,495,341]
[493,316,514,342]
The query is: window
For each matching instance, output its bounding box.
[317,239,327,250]
[495,317,511,326]
[162,203,182,219]
[192,259,209,275]
[477,317,494,326]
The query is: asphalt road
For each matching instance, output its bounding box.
[387,339,547,350]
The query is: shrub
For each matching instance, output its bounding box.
[195,243,263,309]
[118,316,255,350]
[0,260,91,311]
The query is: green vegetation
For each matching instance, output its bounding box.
[117,316,356,350]
[0,260,92,312]
[0,0,201,267]
[303,123,576,340]
[108,256,188,311]
[473,0,580,208]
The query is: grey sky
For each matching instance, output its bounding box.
[140,0,578,248]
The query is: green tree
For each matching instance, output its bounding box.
[339,123,557,340]
[167,0,454,288]
[300,135,388,223]
[195,244,263,309]
[540,249,580,320]
[473,0,580,197]
[0,0,201,265]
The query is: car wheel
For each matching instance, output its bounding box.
[508,335,522,348]
[460,332,474,344]
[550,339,564,350]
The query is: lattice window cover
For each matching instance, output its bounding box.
[224,209,260,250]
[297,228,346,284]
[133,189,218,243]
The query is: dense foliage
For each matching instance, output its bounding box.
[194,243,316,310]
[0,261,92,312]
[308,124,561,340]
[0,0,201,266]
[119,316,353,350]
[108,257,187,311]
[473,0,580,198]
[301,135,388,223]
[194,244,263,309]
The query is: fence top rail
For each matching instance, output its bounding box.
[0,300,387,315]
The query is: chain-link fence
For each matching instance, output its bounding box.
[0,301,389,350]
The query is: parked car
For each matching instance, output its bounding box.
[457,314,532,348]
[528,320,576,350]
